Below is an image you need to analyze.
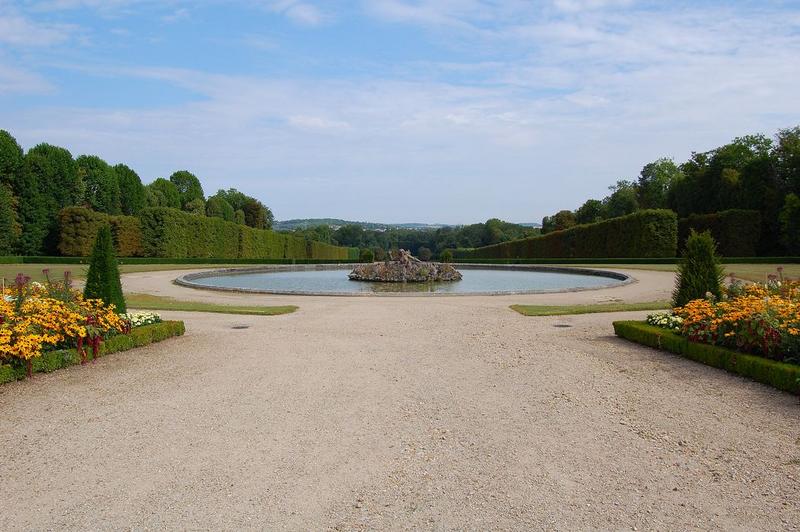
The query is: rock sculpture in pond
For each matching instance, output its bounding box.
[349,249,463,283]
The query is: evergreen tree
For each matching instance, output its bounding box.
[779,193,800,255]
[145,178,181,209]
[114,163,146,215]
[83,225,126,313]
[206,195,234,221]
[0,130,23,194]
[673,230,725,307]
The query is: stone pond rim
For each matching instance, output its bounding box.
[173,264,634,297]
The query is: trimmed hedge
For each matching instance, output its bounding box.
[456,210,678,259]
[0,320,185,385]
[59,206,357,261]
[679,209,761,257]
[613,320,800,395]
[58,207,143,257]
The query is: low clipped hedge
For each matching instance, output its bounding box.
[456,210,678,260]
[58,206,357,261]
[679,209,761,257]
[613,320,800,395]
[0,320,185,385]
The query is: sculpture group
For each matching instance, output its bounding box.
[349,249,463,283]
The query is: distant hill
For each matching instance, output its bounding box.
[275,218,541,231]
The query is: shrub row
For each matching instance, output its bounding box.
[613,320,800,395]
[58,207,357,260]
[0,320,186,385]
[678,209,762,257]
[58,207,143,257]
[456,210,678,260]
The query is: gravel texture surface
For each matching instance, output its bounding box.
[0,268,798,530]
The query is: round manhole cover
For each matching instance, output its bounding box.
[231,325,250,330]
[553,324,573,328]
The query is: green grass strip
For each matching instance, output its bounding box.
[511,301,670,316]
[0,320,186,385]
[126,293,298,316]
[613,320,800,395]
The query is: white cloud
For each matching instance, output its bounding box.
[0,62,53,94]
[0,13,73,46]
[266,1,328,26]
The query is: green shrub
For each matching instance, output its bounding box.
[83,225,126,313]
[779,193,800,255]
[360,248,374,262]
[439,249,454,263]
[678,209,761,257]
[109,215,143,257]
[613,320,800,395]
[672,230,724,307]
[456,209,677,259]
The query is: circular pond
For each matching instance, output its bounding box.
[177,265,630,296]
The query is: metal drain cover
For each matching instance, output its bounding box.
[553,324,573,328]
[231,325,250,330]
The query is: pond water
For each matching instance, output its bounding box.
[184,267,626,295]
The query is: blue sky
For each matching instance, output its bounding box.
[1,0,799,224]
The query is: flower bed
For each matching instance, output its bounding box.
[0,271,184,383]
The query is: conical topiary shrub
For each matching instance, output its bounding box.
[83,225,126,313]
[672,229,724,307]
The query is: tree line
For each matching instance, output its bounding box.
[0,130,274,256]
[287,219,540,260]
[541,126,800,255]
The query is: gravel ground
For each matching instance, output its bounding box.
[0,269,798,530]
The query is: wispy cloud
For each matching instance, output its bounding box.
[266,1,328,26]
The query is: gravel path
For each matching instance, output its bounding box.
[0,269,798,530]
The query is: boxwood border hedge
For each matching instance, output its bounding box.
[613,320,800,395]
[0,320,185,385]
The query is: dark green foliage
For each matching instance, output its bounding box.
[83,225,126,313]
[678,209,762,257]
[575,199,603,225]
[77,155,121,214]
[779,193,800,255]
[360,248,375,262]
[0,321,185,385]
[417,246,432,260]
[457,210,677,260]
[613,321,800,395]
[541,210,576,234]
[114,164,146,215]
[234,209,245,225]
[775,127,800,194]
[439,249,454,263]
[206,195,234,221]
[19,143,82,255]
[145,178,181,209]
[169,170,204,208]
[0,130,23,193]
[214,188,273,229]
[603,180,639,218]
[637,158,683,209]
[672,230,724,307]
[0,185,17,254]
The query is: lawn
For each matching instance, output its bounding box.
[125,293,297,316]
[553,263,799,283]
[0,263,239,283]
[511,301,671,316]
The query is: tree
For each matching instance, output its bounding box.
[206,195,234,221]
[775,127,800,194]
[0,185,17,254]
[242,197,269,229]
[145,178,181,209]
[0,130,23,195]
[78,155,121,214]
[637,158,682,209]
[169,170,204,208]
[779,193,800,255]
[234,209,245,225]
[672,230,724,307]
[603,180,639,219]
[575,199,603,225]
[439,249,454,263]
[19,143,82,255]
[333,224,365,247]
[114,164,146,215]
[185,198,206,216]
[359,248,374,262]
[551,210,577,231]
[417,246,433,260]
[83,225,126,313]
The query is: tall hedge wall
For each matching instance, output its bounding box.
[59,206,356,260]
[456,209,678,259]
[58,207,142,257]
[678,209,761,257]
